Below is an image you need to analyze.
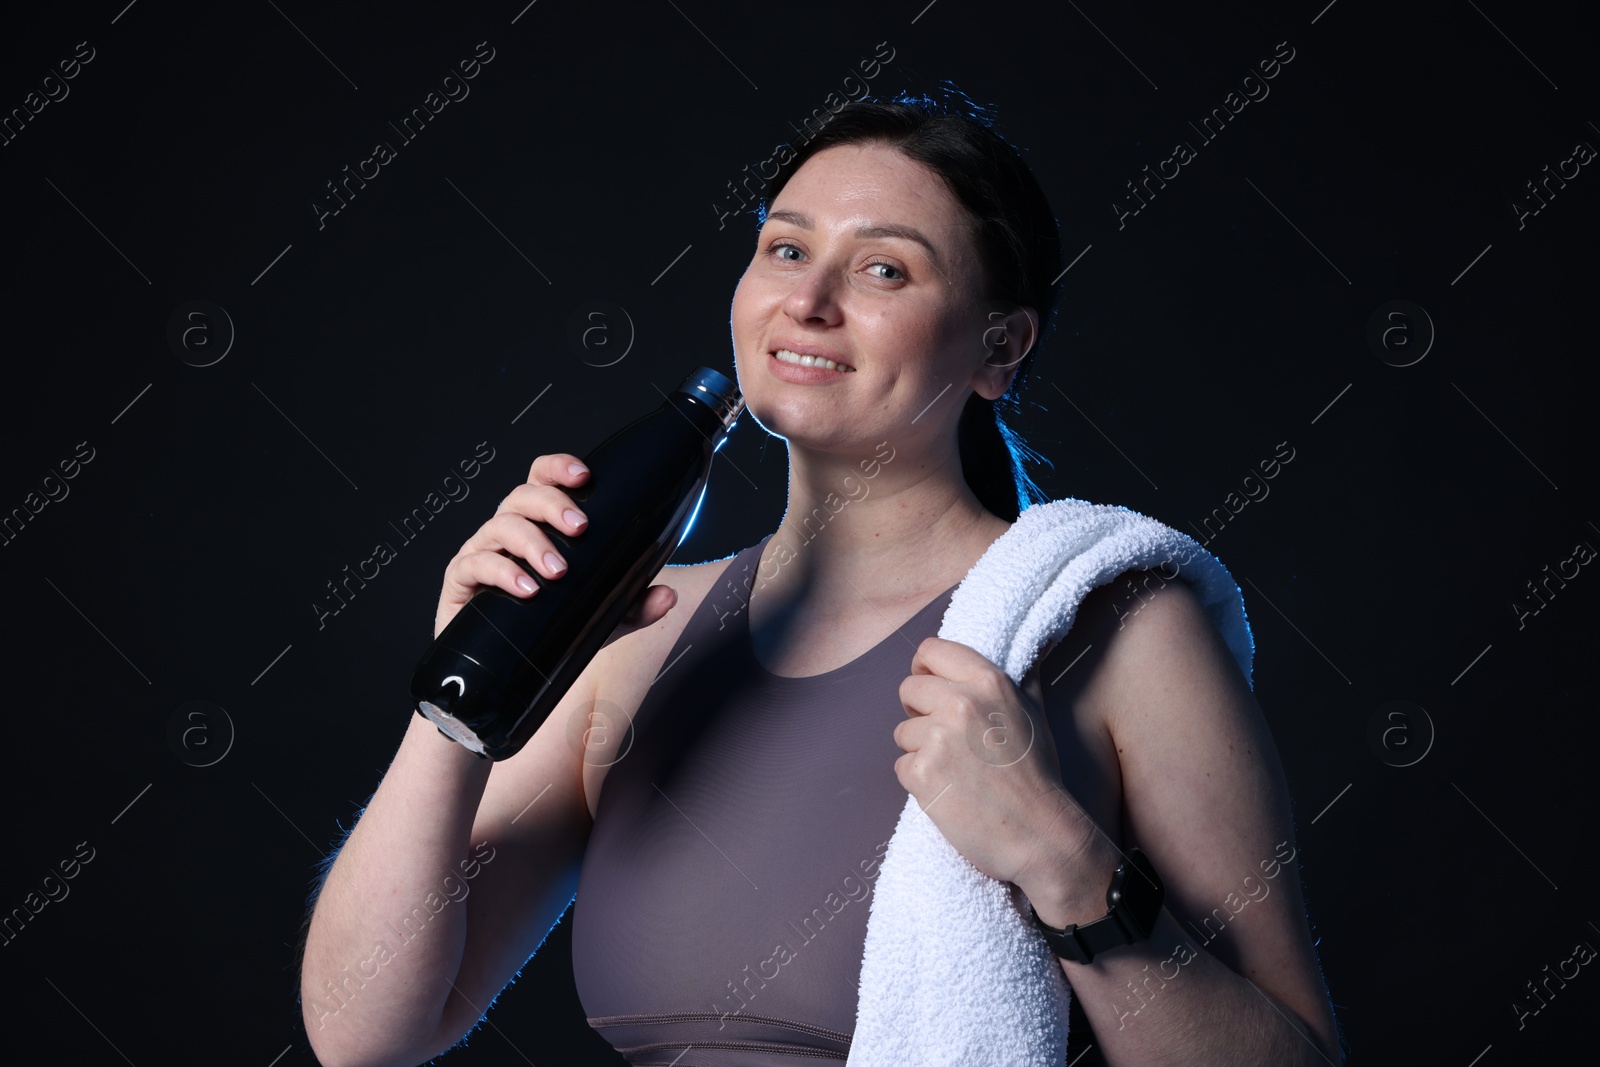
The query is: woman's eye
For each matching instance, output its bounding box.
[763,242,903,281]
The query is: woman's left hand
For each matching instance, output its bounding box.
[893,636,1101,895]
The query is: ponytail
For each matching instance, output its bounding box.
[957,390,1051,522]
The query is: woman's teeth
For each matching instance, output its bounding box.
[774,348,854,372]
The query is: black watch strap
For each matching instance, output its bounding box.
[1029,847,1164,964]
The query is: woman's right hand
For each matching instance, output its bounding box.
[433,452,678,642]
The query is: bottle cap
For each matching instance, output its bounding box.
[679,366,745,429]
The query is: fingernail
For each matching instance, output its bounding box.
[516,575,537,594]
[544,552,566,575]
[564,509,587,529]
[568,462,587,476]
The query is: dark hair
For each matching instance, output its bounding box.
[757,84,1062,521]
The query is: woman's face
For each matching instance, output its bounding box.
[730,142,1015,456]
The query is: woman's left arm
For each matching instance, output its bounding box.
[896,573,1343,1067]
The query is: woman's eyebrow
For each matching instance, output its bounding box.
[766,209,942,265]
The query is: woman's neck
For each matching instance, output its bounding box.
[757,448,1012,610]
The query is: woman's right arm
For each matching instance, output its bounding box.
[299,454,676,1067]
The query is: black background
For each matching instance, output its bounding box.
[1,1,1595,1064]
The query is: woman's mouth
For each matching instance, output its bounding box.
[772,348,855,373]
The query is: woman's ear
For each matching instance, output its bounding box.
[972,305,1038,400]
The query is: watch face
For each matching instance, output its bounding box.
[1109,849,1165,939]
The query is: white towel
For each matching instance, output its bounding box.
[847,497,1256,1066]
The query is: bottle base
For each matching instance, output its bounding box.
[418,700,489,756]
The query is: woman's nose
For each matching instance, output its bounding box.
[783,264,843,325]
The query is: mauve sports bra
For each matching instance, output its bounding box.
[569,535,963,1065]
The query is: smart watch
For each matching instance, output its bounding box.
[1028,847,1165,964]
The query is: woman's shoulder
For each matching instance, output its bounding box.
[1054,567,1244,726]
[636,538,769,637]
[659,537,766,590]
[1017,496,1247,672]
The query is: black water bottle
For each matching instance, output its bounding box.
[410,366,745,760]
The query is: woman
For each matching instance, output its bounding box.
[299,90,1343,1067]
